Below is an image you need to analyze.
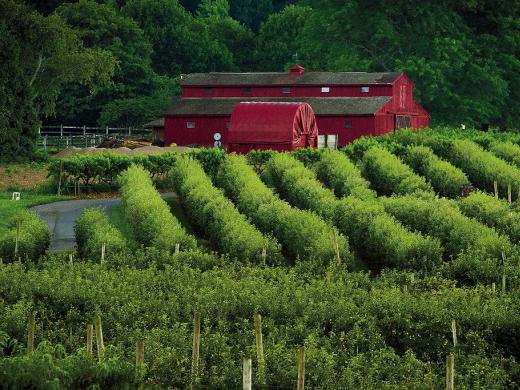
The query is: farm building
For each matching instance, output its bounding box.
[164,65,429,149]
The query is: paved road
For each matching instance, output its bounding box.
[31,193,174,252]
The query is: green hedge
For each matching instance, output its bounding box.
[74,207,127,261]
[315,149,376,199]
[380,196,513,260]
[443,139,520,199]
[403,145,470,198]
[489,141,520,168]
[360,146,434,197]
[0,210,50,262]
[262,153,338,221]
[215,154,353,266]
[334,197,442,271]
[119,165,196,252]
[458,191,520,243]
[171,156,282,264]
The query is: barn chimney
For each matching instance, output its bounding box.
[290,65,305,75]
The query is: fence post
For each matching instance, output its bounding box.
[136,340,145,365]
[94,313,105,360]
[494,180,498,198]
[261,248,267,266]
[191,312,201,389]
[297,346,305,390]
[87,323,94,356]
[446,353,455,390]
[83,125,86,136]
[27,311,36,354]
[101,243,106,264]
[60,124,63,137]
[451,320,457,348]
[508,183,512,205]
[254,313,266,385]
[332,229,341,265]
[106,125,109,135]
[175,243,180,254]
[243,357,252,390]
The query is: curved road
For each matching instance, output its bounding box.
[31,193,174,251]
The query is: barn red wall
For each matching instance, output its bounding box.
[182,85,393,98]
[164,116,230,147]
[316,116,376,145]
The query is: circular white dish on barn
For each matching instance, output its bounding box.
[214,140,222,148]
[213,132,222,141]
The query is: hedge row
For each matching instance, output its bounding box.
[315,149,376,199]
[171,157,282,264]
[262,153,338,221]
[0,210,50,262]
[402,145,470,198]
[48,152,178,192]
[119,165,196,252]
[489,141,520,168]
[459,191,520,243]
[360,146,434,197]
[334,197,442,271]
[442,139,520,199]
[380,196,513,260]
[215,154,352,265]
[74,207,127,261]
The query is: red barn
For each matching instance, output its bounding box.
[163,65,429,149]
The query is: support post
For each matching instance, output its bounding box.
[331,229,341,265]
[83,125,86,136]
[451,320,457,348]
[508,183,512,205]
[27,311,36,354]
[136,340,145,365]
[175,243,180,254]
[106,125,109,135]
[243,357,252,390]
[87,323,94,356]
[254,313,266,385]
[60,124,63,137]
[94,313,105,360]
[261,248,267,266]
[101,243,105,264]
[297,346,305,390]
[446,353,455,390]
[69,253,73,265]
[502,274,506,293]
[191,312,201,389]
[494,180,498,198]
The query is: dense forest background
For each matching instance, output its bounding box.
[2,0,520,160]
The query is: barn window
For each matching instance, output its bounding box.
[361,86,370,93]
[318,134,338,149]
[243,87,252,93]
[204,87,213,94]
[344,120,353,128]
[281,87,291,94]
[321,86,330,93]
[186,122,195,129]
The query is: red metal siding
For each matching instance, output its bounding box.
[182,85,393,98]
[164,116,229,147]
[316,116,376,145]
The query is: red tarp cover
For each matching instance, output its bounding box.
[227,102,318,145]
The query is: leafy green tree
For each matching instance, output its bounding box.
[0,0,114,162]
[196,0,230,18]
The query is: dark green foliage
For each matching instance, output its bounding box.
[0,209,50,262]
[403,145,470,198]
[74,207,127,261]
[119,165,197,252]
[188,147,227,180]
[171,156,282,264]
[290,147,323,168]
[216,154,353,265]
[334,196,442,271]
[380,196,513,261]
[360,146,434,197]
[316,149,375,199]
[459,191,520,243]
[489,141,520,169]
[246,149,276,173]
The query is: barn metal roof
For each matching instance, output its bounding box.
[181,72,401,86]
[165,97,391,116]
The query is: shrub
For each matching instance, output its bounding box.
[488,141,520,168]
[403,145,470,198]
[443,139,520,199]
[216,154,352,265]
[380,196,513,260]
[360,146,434,197]
[188,147,227,180]
[246,149,276,174]
[171,156,282,264]
[0,210,50,262]
[334,196,442,271]
[74,208,127,261]
[119,165,196,252]
[458,191,520,243]
[315,149,376,199]
[291,147,323,167]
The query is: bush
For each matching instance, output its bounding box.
[188,147,227,180]
[489,141,520,168]
[291,147,323,167]
[403,145,470,198]
[443,139,520,199]
[334,196,442,271]
[74,208,127,261]
[216,154,353,266]
[380,196,513,260]
[315,149,376,199]
[458,191,520,243]
[246,149,276,174]
[119,165,196,253]
[171,156,282,264]
[360,146,434,197]
[0,210,50,262]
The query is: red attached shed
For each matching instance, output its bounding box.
[227,102,318,153]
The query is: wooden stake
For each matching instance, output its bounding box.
[175,243,180,254]
[261,248,267,266]
[27,311,36,354]
[191,312,201,389]
[243,357,252,390]
[57,162,63,196]
[502,274,506,293]
[451,320,457,348]
[87,323,94,356]
[69,253,73,265]
[508,183,512,205]
[492,282,496,293]
[297,346,305,390]
[494,180,498,198]
[331,230,341,265]
[446,353,455,390]
[94,314,105,360]
[136,340,145,365]
[101,243,105,264]
[254,313,266,385]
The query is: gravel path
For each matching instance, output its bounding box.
[31,193,175,252]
